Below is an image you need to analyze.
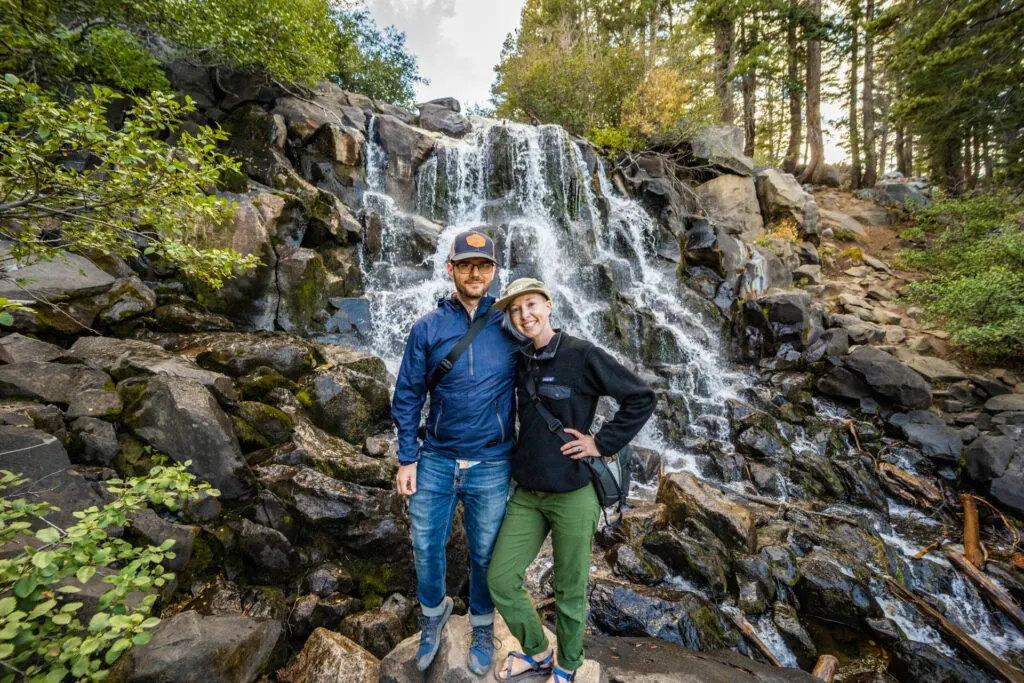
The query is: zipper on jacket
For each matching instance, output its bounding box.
[434,400,443,438]
[467,310,474,377]
[494,401,505,442]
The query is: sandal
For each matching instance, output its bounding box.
[494,649,554,681]
[552,665,576,682]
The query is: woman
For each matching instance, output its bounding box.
[487,277,657,682]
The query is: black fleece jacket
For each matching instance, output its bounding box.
[513,331,657,493]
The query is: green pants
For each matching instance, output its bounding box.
[487,484,601,671]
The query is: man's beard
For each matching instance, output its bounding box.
[455,278,489,300]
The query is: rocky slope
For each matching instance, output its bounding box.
[1,63,1022,683]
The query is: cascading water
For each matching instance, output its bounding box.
[346,114,1024,671]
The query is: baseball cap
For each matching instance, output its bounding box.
[494,277,552,311]
[448,229,496,263]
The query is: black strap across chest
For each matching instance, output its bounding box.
[523,371,575,444]
[427,312,490,393]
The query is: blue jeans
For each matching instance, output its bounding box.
[410,452,511,623]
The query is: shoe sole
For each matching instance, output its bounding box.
[416,597,454,671]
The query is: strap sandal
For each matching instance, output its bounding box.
[552,665,577,682]
[494,649,553,681]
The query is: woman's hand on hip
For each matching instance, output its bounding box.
[560,428,601,459]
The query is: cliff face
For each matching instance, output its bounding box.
[2,64,1021,682]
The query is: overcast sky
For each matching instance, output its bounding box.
[364,0,524,110]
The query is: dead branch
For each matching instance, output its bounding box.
[730,612,783,667]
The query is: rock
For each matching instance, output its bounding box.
[628,446,662,487]
[847,203,893,226]
[657,472,756,552]
[374,114,438,207]
[0,426,108,528]
[794,549,880,627]
[689,125,754,176]
[301,365,385,445]
[68,416,118,466]
[963,433,1017,484]
[863,254,893,274]
[221,105,315,198]
[0,249,115,300]
[985,394,1024,413]
[972,374,1013,399]
[642,524,730,596]
[419,97,461,113]
[238,366,298,401]
[796,242,819,265]
[339,611,404,660]
[276,246,332,333]
[121,376,251,500]
[279,420,396,488]
[588,578,738,651]
[304,562,356,597]
[815,366,871,401]
[884,326,906,344]
[114,610,282,683]
[990,455,1024,518]
[756,169,820,239]
[308,122,365,166]
[233,518,296,582]
[277,628,379,683]
[601,504,670,548]
[759,291,814,350]
[232,401,293,449]
[844,345,932,410]
[695,175,763,241]
[97,276,157,324]
[0,401,65,441]
[888,640,992,683]
[829,314,885,344]
[0,361,120,418]
[166,58,217,109]
[857,183,931,210]
[888,411,963,462]
[803,328,850,363]
[819,209,866,236]
[127,508,196,573]
[380,613,601,683]
[794,264,822,285]
[153,303,234,332]
[772,602,817,670]
[69,336,237,403]
[184,332,319,380]
[607,543,666,586]
[734,554,774,615]
[418,103,471,138]
[0,333,64,364]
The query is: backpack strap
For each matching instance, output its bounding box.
[523,372,574,445]
[427,312,490,393]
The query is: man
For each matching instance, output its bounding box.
[392,229,518,674]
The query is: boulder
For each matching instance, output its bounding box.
[657,472,756,552]
[276,420,396,488]
[793,264,822,285]
[0,333,64,364]
[68,416,118,466]
[276,246,332,333]
[856,183,931,210]
[889,411,964,462]
[304,562,356,598]
[374,114,438,206]
[772,602,817,671]
[844,346,932,410]
[418,97,461,113]
[643,525,730,595]
[963,433,1017,484]
[989,456,1024,518]
[233,518,296,582]
[232,401,293,450]
[165,58,217,109]
[0,249,115,300]
[819,209,866,237]
[183,332,319,380]
[302,367,378,444]
[308,122,365,167]
[756,169,820,239]
[986,394,1024,413]
[0,361,120,418]
[418,103,471,138]
[222,105,315,199]
[734,554,775,615]
[97,276,157,324]
[689,126,755,176]
[695,175,763,241]
[127,508,196,573]
[380,613,601,683]
[588,578,739,651]
[758,291,813,350]
[606,543,666,586]
[829,314,885,344]
[888,640,992,683]
[69,336,237,403]
[153,303,234,332]
[803,328,849,363]
[339,610,404,660]
[277,628,379,683]
[114,610,282,683]
[794,549,880,627]
[121,376,251,500]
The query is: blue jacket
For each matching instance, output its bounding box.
[392,294,518,465]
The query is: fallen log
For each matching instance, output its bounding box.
[729,612,783,668]
[811,654,838,682]
[961,494,986,567]
[877,462,942,507]
[946,550,1024,634]
[885,577,1024,683]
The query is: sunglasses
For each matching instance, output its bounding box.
[451,261,495,274]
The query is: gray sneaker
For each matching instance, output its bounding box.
[467,622,494,675]
[416,596,454,671]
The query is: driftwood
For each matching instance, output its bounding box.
[811,654,838,682]
[946,550,1024,634]
[961,494,987,567]
[885,578,1024,683]
[730,612,783,667]
[877,462,942,507]
[913,539,943,560]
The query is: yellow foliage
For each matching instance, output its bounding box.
[622,67,695,136]
[841,246,865,262]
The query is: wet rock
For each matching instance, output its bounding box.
[657,472,756,552]
[989,456,1024,518]
[588,578,739,651]
[601,503,670,547]
[759,291,814,350]
[114,610,282,683]
[68,416,118,466]
[794,549,880,627]
[97,276,157,324]
[607,543,666,586]
[418,103,471,138]
[0,333,64,364]
[888,640,993,683]
[629,445,662,487]
[186,332,319,380]
[734,554,774,614]
[277,627,380,683]
[339,610,404,660]
[643,524,730,596]
[0,249,115,300]
[738,423,792,462]
[689,125,754,176]
[233,518,296,582]
[276,246,332,333]
[760,546,800,587]
[374,114,438,207]
[772,602,816,670]
[756,169,820,239]
[844,346,932,410]
[695,175,763,241]
[121,375,251,500]
[305,562,356,597]
[888,411,964,462]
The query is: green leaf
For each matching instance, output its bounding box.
[35,527,60,544]
[104,637,131,665]
[0,597,15,617]
[4,74,18,85]
[52,613,71,625]
[132,631,152,646]
[77,566,96,584]
[88,613,109,632]
[14,575,37,598]
[0,643,13,658]
[0,312,13,327]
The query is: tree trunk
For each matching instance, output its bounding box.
[878,86,890,176]
[715,18,736,124]
[964,131,975,191]
[862,0,876,186]
[903,125,914,176]
[848,0,862,189]
[970,130,981,190]
[983,127,993,179]
[783,2,802,173]
[895,123,906,177]
[799,0,825,184]
[742,16,758,157]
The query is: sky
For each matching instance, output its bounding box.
[364,0,848,164]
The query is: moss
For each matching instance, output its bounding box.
[294,389,313,408]
[356,562,395,610]
[238,366,297,401]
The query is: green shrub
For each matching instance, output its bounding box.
[0,463,218,682]
[832,228,858,242]
[898,190,1024,359]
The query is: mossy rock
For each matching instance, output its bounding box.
[231,401,293,452]
[238,366,299,401]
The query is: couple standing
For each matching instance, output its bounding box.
[391,230,656,682]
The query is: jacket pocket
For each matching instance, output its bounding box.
[494,401,506,442]
[537,383,571,401]
[433,399,444,438]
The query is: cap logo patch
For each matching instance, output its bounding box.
[466,233,487,248]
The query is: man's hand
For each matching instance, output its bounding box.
[561,428,601,460]
[396,462,418,495]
